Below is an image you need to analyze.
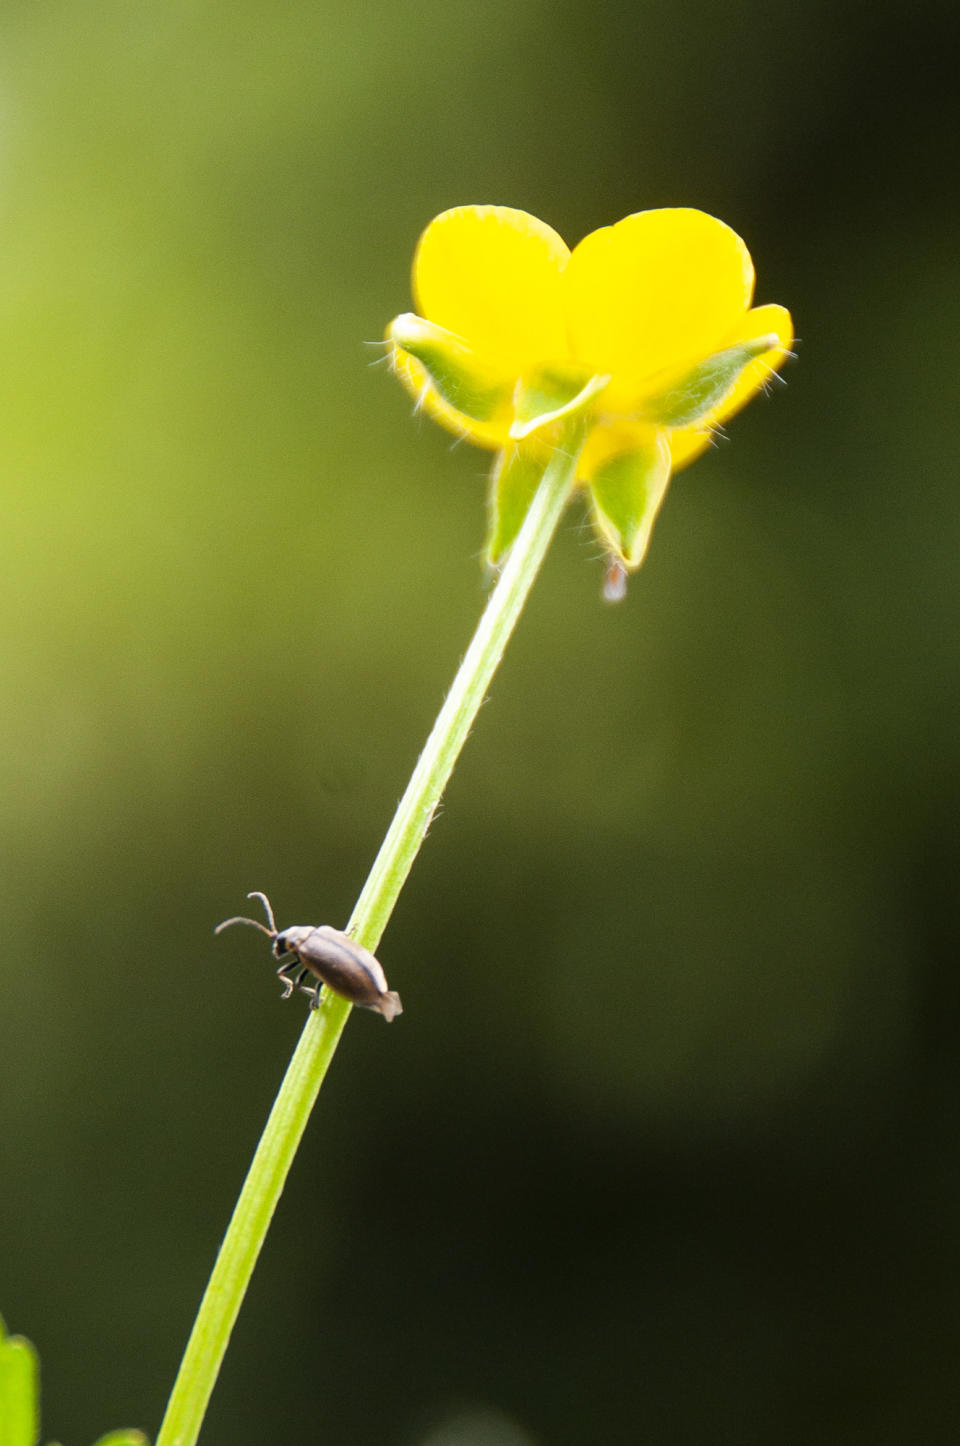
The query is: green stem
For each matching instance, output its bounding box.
[154,436,582,1446]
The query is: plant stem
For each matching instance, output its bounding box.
[154,436,582,1446]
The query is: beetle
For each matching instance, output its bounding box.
[215,891,402,1022]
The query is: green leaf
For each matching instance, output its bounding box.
[0,1314,40,1446]
[588,433,672,571]
[389,313,510,424]
[509,365,609,440]
[485,445,546,566]
[91,1432,150,1446]
[639,332,779,428]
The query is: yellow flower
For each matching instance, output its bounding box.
[388,205,792,595]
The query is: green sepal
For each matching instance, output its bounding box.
[0,1314,40,1446]
[486,445,546,566]
[509,365,609,440]
[389,313,511,424]
[639,332,779,428]
[588,432,672,570]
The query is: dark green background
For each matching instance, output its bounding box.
[1,2,958,1443]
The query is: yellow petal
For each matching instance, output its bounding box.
[588,429,673,571]
[389,313,517,437]
[413,205,571,377]
[580,416,711,480]
[565,209,755,410]
[705,303,793,426]
[577,418,663,484]
[392,347,511,449]
[665,427,713,472]
[666,303,794,472]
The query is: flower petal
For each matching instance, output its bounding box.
[587,428,673,570]
[704,303,793,427]
[578,419,662,485]
[413,206,571,376]
[565,208,755,409]
[638,331,785,429]
[665,427,713,472]
[666,303,794,472]
[391,346,511,449]
[390,312,514,427]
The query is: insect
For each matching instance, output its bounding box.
[215,891,403,1022]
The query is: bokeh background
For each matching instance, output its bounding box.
[1,2,959,1443]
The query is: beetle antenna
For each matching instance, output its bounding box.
[246,891,277,933]
[214,914,275,938]
[214,891,278,939]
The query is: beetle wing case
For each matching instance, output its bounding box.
[298,926,403,1019]
[374,989,403,1022]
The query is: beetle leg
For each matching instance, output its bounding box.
[281,972,311,1000]
[276,959,306,1000]
[309,980,325,1010]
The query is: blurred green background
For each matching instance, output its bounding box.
[1,1,958,1443]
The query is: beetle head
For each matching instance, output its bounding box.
[272,925,313,958]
